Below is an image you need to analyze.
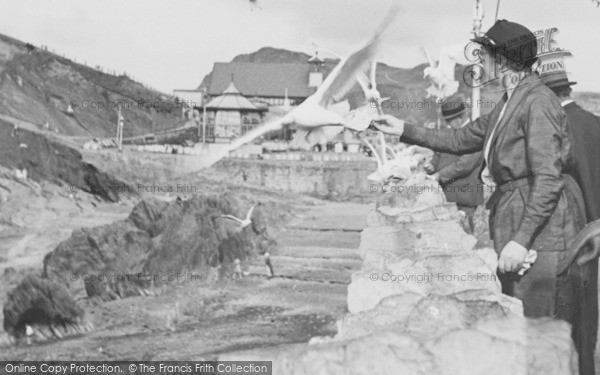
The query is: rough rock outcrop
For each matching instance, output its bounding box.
[42,194,273,300]
[2,274,89,338]
[220,317,577,375]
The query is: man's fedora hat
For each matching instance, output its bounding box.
[541,70,577,89]
[441,95,467,121]
[472,20,538,68]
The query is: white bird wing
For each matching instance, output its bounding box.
[359,134,382,168]
[386,145,396,159]
[289,100,349,149]
[220,215,244,224]
[438,43,471,81]
[370,60,377,90]
[289,126,343,150]
[343,103,379,132]
[199,115,288,168]
[316,4,399,108]
[245,203,258,221]
[356,71,370,96]
[422,47,436,68]
[378,131,387,164]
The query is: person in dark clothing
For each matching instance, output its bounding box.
[264,251,274,278]
[372,20,593,375]
[543,71,600,223]
[426,96,484,233]
[543,69,600,371]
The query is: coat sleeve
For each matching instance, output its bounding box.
[400,113,490,155]
[511,94,566,249]
[437,152,482,185]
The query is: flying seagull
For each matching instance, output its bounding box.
[291,51,387,149]
[219,203,259,229]
[357,60,388,115]
[198,4,400,167]
[422,44,471,101]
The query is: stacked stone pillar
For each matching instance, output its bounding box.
[222,174,579,374]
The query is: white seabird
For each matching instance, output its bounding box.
[198,4,400,168]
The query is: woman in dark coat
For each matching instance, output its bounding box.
[373,20,593,375]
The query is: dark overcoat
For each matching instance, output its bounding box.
[402,75,584,254]
[400,74,594,375]
[564,101,600,222]
[431,150,484,207]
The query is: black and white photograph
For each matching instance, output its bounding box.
[0,0,599,374]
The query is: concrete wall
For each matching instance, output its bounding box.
[215,158,376,199]
[83,150,378,200]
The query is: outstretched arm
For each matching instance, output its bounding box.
[373,113,491,155]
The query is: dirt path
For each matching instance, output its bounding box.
[0,200,373,360]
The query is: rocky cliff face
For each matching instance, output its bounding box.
[0,118,129,202]
[218,173,579,375]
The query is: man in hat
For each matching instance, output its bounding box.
[425,96,483,233]
[372,20,593,375]
[543,71,600,223]
[543,70,600,369]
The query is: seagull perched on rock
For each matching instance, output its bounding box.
[362,136,425,184]
[199,5,399,167]
[219,203,259,229]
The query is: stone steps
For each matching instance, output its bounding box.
[218,173,579,374]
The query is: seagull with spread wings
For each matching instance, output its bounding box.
[199,5,399,167]
[291,48,387,149]
[219,203,259,229]
[422,44,471,101]
[357,60,388,115]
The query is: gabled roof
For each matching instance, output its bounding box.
[205,82,263,111]
[202,62,335,98]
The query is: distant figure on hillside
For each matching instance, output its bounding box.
[233,258,243,279]
[264,252,274,278]
[25,324,33,345]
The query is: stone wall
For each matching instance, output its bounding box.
[219,173,579,374]
[83,150,378,200]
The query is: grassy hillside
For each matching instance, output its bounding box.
[0,34,183,138]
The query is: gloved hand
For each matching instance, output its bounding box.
[498,240,528,273]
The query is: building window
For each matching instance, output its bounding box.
[216,110,241,126]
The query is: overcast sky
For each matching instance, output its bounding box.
[0,0,598,93]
